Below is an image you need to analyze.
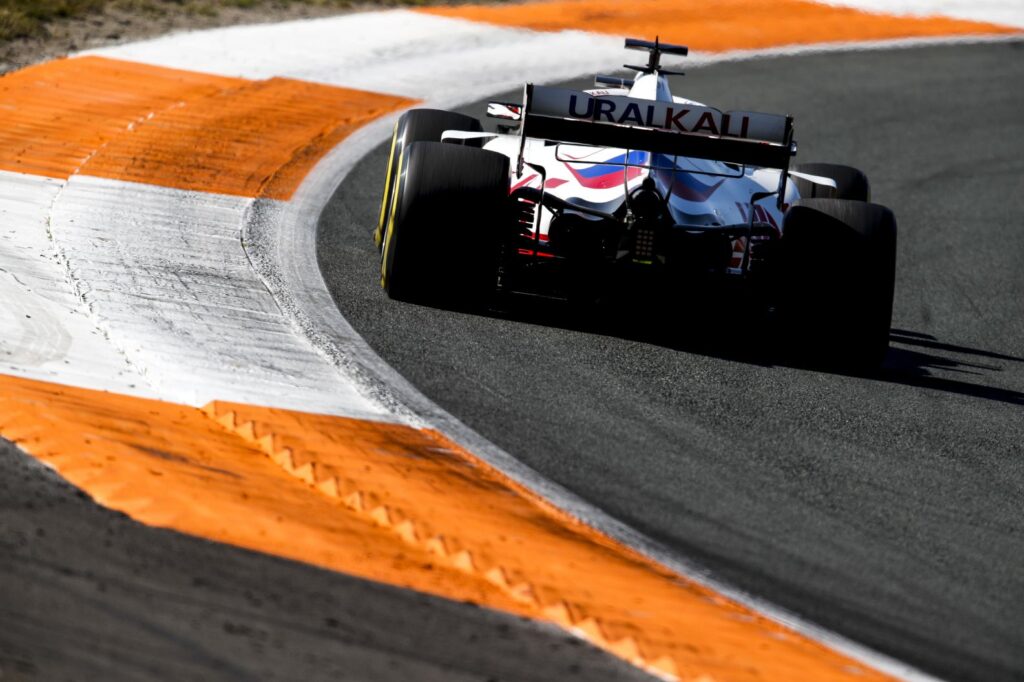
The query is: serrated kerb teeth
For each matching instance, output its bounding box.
[425,535,450,556]
[649,656,680,678]
[451,549,475,572]
[201,407,685,682]
[574,617,607,644]
[509,582,538,605]
[344,490,365,511]
[370,505,393,526]
[292,461,316,483]
[395,519,418,543]
[236,421,256,440]
[485,566,511,588]
[543,600,575,625]
[317,476,340,497]
[608,636,642,662]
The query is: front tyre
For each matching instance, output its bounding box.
[381,141,509,306]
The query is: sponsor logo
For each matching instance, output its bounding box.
[566,94,751,138]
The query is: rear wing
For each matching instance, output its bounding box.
[518,84,796,171]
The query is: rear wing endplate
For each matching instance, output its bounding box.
[518,84,796,172]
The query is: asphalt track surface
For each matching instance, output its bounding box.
[319,42,1024,682]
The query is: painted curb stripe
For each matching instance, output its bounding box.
[1,372,897,681]
[421,0,1019,46]
[0,374,524,613]
[0,56,413,199]
[0,57,235,181]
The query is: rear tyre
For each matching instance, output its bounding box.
[791,162,871,202]
[779,198,897,370]
[381,141,510,305]
[375,109,484,250]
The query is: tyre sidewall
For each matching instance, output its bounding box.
[780,198,897,369]
[376,109,485,251]
[383,142,509,305]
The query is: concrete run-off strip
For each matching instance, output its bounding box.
[0,372,902,681]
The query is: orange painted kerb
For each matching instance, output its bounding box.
[0,56,413,199]
[0,373,898,681]
[421,0,1019,49]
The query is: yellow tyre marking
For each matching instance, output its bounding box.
[375,121,401,250]
[380,147,405,290]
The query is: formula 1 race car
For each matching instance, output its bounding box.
[375,38,897,369]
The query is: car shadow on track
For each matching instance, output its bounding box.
[459,297,1024,408]
[882,328,1024,407]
